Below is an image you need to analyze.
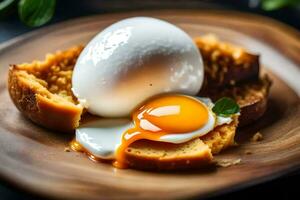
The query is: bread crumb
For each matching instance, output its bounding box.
[232,142,239,147]
[251,132,263,142]
[229,80,236,85]
[216,158,241,168]
[64,147,71,152]
[245,150,252,155]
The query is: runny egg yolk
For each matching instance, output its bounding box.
[113,95,209,168]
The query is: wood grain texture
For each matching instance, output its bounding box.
[0,10,299,200]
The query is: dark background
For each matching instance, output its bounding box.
[0,0,299,199]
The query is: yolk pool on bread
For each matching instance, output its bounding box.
[114,95,209,168]
[134,95,209,133]
[72,95,234,168]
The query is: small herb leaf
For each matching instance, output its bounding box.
[212,97,240,117]
[18,0,56,27]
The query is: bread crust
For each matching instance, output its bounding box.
[238,76,271,126]
[8,47,84,132]
[125,139,213,171]
[195,35,259,89]
[199,76,272,127]
[202,117,238,154]
[124,118,238,171]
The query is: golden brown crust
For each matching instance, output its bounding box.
[195,35,259,89]
[238,76,271,126]
[199,75,272,126]
[8,46,84,132]
[196,35,272,126]
[124,118,238,171]
[125,139,213,171]
[202,116,238,154]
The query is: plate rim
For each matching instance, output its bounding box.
[0,9,300,200]
[1,9,300,56]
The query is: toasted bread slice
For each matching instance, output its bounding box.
[196,34,271,126]
[125,117,238,170]
[125,139,213,170]
[195,34,259,89]
[7,42,247,170]
[199,75,272,126]
[201,116,238,154]
[8,46,84,132]
[8,34,268,132]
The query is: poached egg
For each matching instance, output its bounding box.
[72,17,203,117]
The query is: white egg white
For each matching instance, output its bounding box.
[72,17,203,117]
[75,97,234,159]
[76,118,131,159]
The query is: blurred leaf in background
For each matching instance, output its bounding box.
[0,0,56,26]
[1,0,300,27]
[18,0,56,27]
[261,0,300,10]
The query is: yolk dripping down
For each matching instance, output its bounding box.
[113,95,209,168]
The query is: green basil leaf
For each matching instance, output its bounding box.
[0,0,17,18]
[18,0,56,27]
[212,97,240,117]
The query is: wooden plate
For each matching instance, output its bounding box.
[0,10,299,200]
